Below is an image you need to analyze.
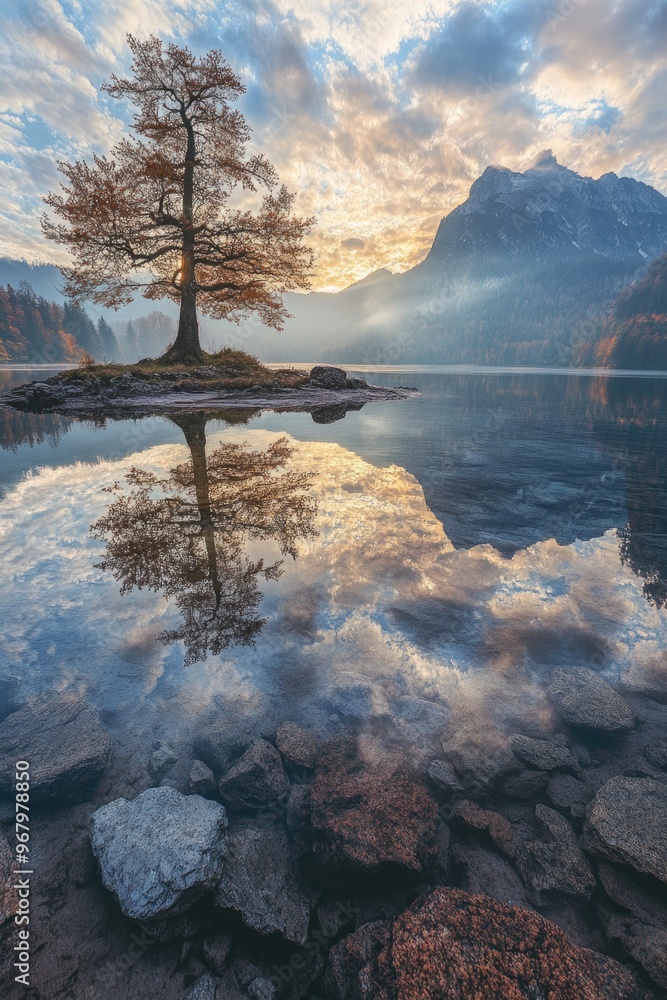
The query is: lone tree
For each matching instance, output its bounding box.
[43,35,315,363]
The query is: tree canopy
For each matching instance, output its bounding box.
[43,35,315,362]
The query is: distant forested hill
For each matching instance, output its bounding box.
[0,284,117,363]
[0,281,179,364]
[583,253,667,370]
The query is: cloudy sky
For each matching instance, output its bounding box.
[0,0,666,290]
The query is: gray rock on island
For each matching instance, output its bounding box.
[0,695,111,801]
[548,667,635,733]
[584,776,667,883]
[91,786,228,922]
[309,365,349,389]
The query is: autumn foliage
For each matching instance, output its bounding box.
[43,35,315,363]
[0,284,91,363]
[591,251,667,369]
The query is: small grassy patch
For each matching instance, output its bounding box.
[54,348,309,390]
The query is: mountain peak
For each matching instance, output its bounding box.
[346,268,393,290]
[530,148,558,169]
[426,153,667,267]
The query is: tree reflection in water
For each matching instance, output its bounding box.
[91,412,318,664]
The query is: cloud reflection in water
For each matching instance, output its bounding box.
[0,427,665,755]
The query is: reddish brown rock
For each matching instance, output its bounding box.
[327,887,648,999]
[310,736,438,874]
[451,799,515,857]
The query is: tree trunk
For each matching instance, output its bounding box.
[161,116,204,365]
[163,270,203,364]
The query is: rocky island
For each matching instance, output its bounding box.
[0,354,416,417]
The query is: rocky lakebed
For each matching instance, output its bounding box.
[0,663,666,999]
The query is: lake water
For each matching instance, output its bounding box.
[1,365,666,760]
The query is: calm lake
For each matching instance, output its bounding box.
[1,365,666,758]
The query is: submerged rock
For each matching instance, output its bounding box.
[327,887,645,999]
[584,776,667,883]
[248,978,277,1000]
[189,759,216,795]
[440,725,520,793]
[451,800,515,857]
[311,736,438,874]
[91,786,228,923]
[503,770,548,799]
[452,843,531,909]
[510,733,578,771]
[326,920,388,1000]
[148,742,177,782]
[644,741,667,770]
[203,931,232,975]
[601,909,667,994]
[0,695,111,802]
[276,722,318,769]
[329,673,391,722]
[186,973,217,1000]
[193,725,235,773]
[286,784,312,850]
[215,822,316,945]
[548,667,635,733]
[547,773,593,819]
[218,739,290,811]
[392,695,449,747]
[597,861,667,990]
[515,805,596,901]
[427,759,465,795]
